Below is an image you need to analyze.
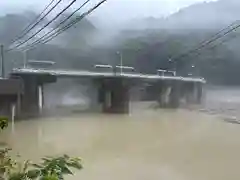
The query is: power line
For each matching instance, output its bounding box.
[7,0,77,51]
[176,32,240,73]
[190,31,240,59]
[21,0,107,51]
[10,0,56,44]
[211,33,239,49]
[9,0,62,46]
[171,20,240,62]
[19,0,91,51]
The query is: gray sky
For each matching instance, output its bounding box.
[0,0,216,26]
[0,0,216,16]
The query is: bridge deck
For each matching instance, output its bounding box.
[12,68,206,83]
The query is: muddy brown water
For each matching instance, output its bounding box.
[1,100,240,180]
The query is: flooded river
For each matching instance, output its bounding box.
[1,86,240,180]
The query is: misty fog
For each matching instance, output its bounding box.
[2,1,240,180]
[1,0,240,109]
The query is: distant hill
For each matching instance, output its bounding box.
[113,0,240,85]
[0,11,100,75]
[124,0,240,31]
[163,0,240,30]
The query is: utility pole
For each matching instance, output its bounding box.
[23,50,27,68]
[116,51,123,75]
[0,44,5,78]
[23,50,26,68]
[120,52,123,75]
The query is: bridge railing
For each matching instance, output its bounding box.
[94,64,136,74]
[157,69,176,77]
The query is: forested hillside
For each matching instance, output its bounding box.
[116,0,240,85]
[1,0,240,85]
[0,11,103,74]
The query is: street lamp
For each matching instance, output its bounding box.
[191,64,196,76]
[157,69,167,76]
[116,51,123,75]
[23,50,29,68]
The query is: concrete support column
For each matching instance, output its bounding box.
[100,78,130,114]
[111,79,129,114]
[157,84,171,108]
[38,85,44,114]
[86,82,101,111]
[21,78,44,118]
[156,81,181,108]
[168,82,181,108]
[185,83,194,104]
[0,96,11,119]
[102,90,112,112]
[0,95,17,120]
[185,82,203,105]
[194,82,203,104]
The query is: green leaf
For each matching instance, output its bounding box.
[0,117,8,130]
[61,166,73,175]
[22,160,30,173]
[67,161,83,170]
[42,157,53,163]
[40,174,59,180]
[8,172,26,180]
[26,169,40,179]
[32,163,44,169]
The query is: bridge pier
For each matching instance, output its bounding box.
[168,82,181,108]
[154,80,204,108]
[0,95,16,119]
[20,78,43,117]
[185,82,203,104]
[10,74,57,119]
[98,78,130,114]
[0,78,23,120]
[158,82,181,108]
[195,82,203,104]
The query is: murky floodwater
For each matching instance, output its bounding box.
[1,100,240,180]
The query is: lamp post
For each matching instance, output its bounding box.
[0,44,4,78]
[116,51,123,75]
[191,64,195,76]
[23,50,28,68]
[168,58,177,75]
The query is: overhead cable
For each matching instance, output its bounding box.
[21,0,107,51]
[20,0,91,51]
[7,0,77,51]
[9,0,62,45]
[171,20,240,62]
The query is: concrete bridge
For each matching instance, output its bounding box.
[0,66,206,120]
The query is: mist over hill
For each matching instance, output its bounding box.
[0,0,240,84]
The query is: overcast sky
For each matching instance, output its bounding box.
[0,0,216,25]
[1,0,216,15]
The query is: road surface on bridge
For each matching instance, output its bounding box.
[12,68,206,83]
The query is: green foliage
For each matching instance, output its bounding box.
[0,117,8,130]
[0,118,83,180]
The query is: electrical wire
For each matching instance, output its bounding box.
[19,0,91,51]
[21,0,107,51]
[171,20,240,62]
[9,0,62,46]
[7,0,77,51]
